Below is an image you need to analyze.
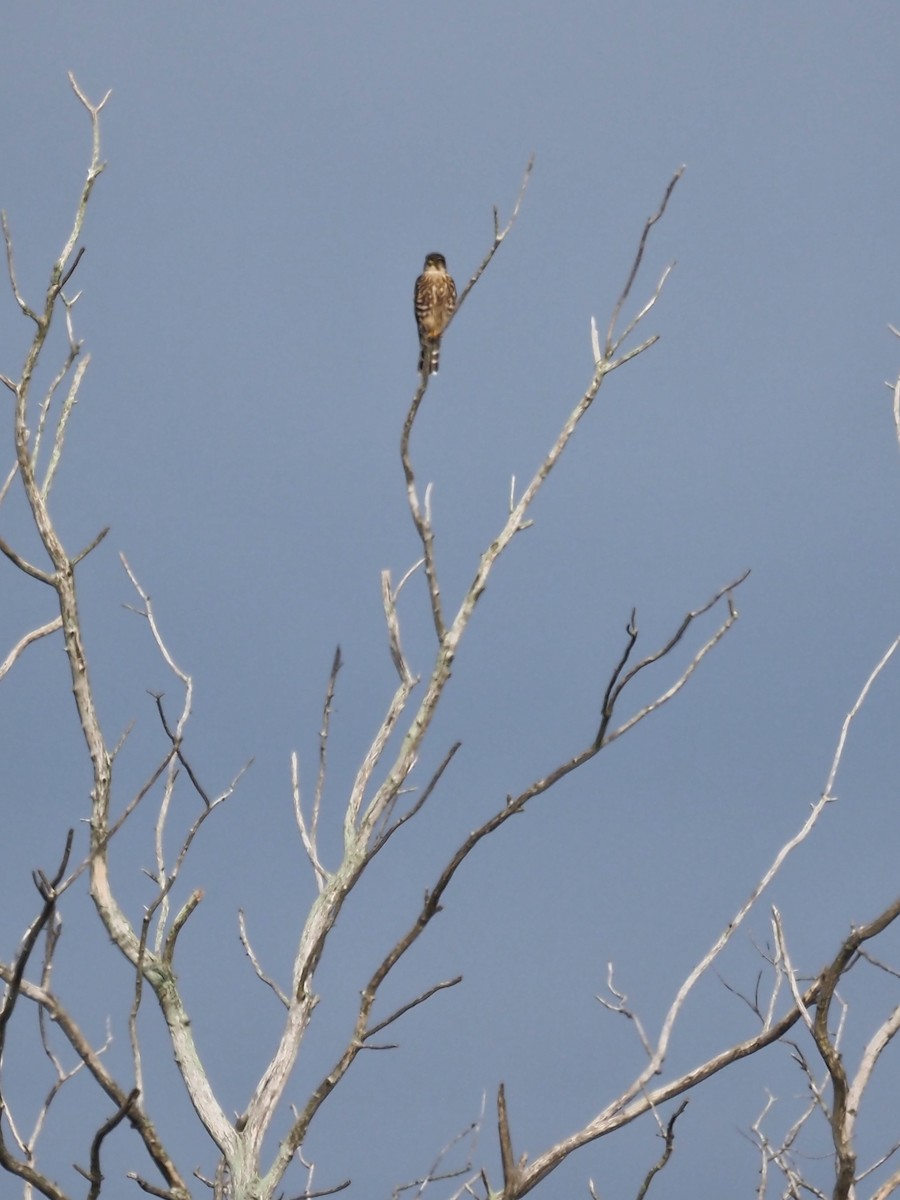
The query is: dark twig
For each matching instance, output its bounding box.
[0,833,72,1034]
[283,1180,351,1200]
[76,1088,140,1200]
[366,976,462,1039]
[314,646,343,832]
[58,245,85,292]
[634,1101,688,1200]
[127,1173,182,1199]
[373,741,462,853]
[152,692,212,807]
[595,570,750,748]
[497,1084,524,1196]
[606,167,684,357]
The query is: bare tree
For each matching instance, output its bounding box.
[1,77,900,1200]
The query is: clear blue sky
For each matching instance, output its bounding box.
[2,4,900,1197]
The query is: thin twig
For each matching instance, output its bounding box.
[239,909,289,1008]
[634,1101,688,1200]
[606,167,684,357]
[456,155,535,313]
[366,976,462,1039]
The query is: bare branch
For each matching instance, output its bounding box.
[239,909,289,1008]
[847,1003,900,1133]
[400,404,445,642]
[314,645,343,839]
[599,263,674,370]
[349,673,418,833]
[0,834,72,1035]
[0,533,55,583]
[1,210,40,322]
[634,1101,688,1200]
[382,570,417,685]
[365,976,462,1040]
[455,154,535,312]
[497,1084,524,1195]
[372,741,461,853]
[821,630,900,802]
[597,571,749,747]
[391,1107,483,1200]
[71,522,109,566]
[0,458,19,506]
[293,751,329,891]
[0,616,62,681]
[163,889,204,966]
[41,348,90,501]
[872,1166,900,1200]
[153,691,212,807]
[505,897,900,1200]
[596,963,654,1059]
[58,244,85,292]
[605,167,684,358]
[76,1088,139,1200]
[771,908,815,1036]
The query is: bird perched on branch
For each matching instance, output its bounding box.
[414,252,457,375]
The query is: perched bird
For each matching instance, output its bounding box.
[414,252,457,375]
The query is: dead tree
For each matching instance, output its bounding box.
[1,77,899,1200]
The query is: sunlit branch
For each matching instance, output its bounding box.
[0,533,54,583]
[770,908,816,1036]
[0,616,62,681]
[821,630,900,802]
[349,674,417,835]
[1,210,39,323]
[382,568,417,685]
[596,963,654,1059]
[32,335,81,472]
[293,752,329,891]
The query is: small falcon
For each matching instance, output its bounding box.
[414,252,457,375]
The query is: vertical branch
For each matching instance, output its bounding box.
[314,646,342,841]
[401,378,445,642]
